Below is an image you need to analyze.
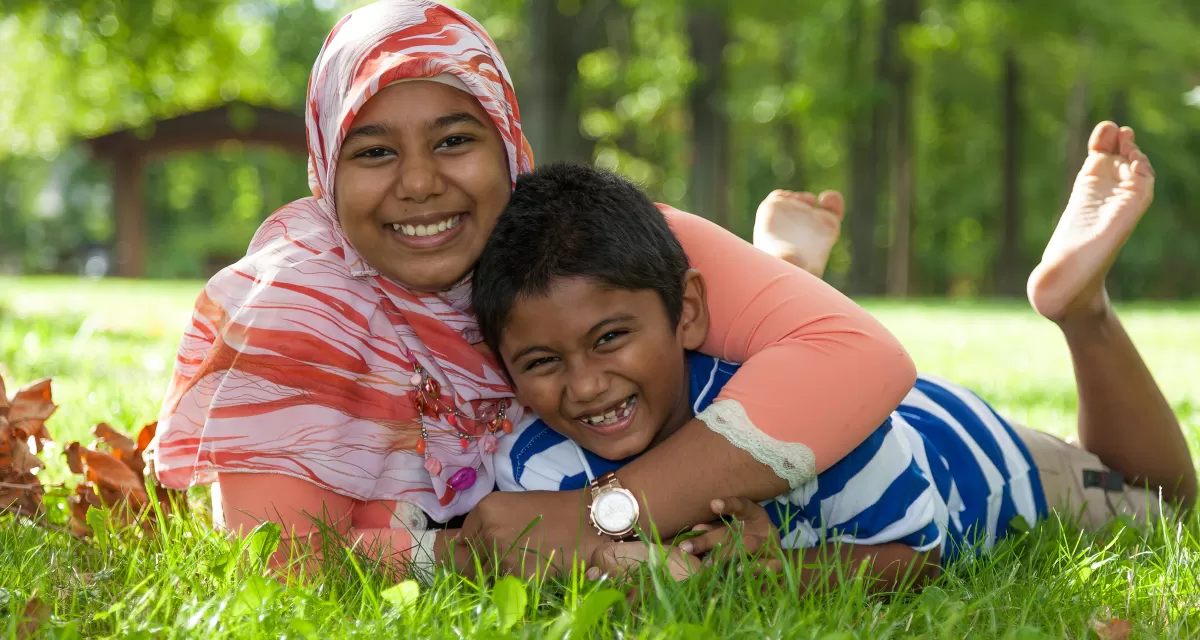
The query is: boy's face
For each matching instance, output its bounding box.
[499,274,708,461]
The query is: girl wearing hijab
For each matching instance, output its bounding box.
[152,0,915,572]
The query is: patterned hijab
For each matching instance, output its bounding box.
[153,0,534,522]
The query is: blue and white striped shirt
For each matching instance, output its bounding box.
[496,352,1047,562]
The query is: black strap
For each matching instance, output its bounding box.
[1082,469,1126,492]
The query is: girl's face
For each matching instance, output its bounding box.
[335,80,511,291]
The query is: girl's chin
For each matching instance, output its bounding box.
[377,259,474,292]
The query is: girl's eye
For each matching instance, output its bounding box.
[354,147,393,160]
[596,330,628,347]
[524,356,558,372]
[437,135,474,150]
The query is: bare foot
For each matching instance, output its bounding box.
[753,189,844,278]
[1027,122,1155,325]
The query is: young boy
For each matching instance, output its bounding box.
[470,124,1192,586]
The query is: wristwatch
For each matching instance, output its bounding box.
[588,472,640,539]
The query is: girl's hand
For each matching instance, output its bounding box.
[587,540,701,582]
[680,497,782,568]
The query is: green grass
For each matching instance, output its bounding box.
[2,275,1200,638]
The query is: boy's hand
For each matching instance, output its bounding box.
[680,497,781,569]
[460,489,604,578]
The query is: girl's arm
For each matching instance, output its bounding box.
[217,473,456,576]
[464,207,916,575]
[779,543,942,593]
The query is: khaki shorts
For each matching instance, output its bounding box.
[1012,424,1170,530]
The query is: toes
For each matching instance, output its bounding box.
[817,190,845,218]
[766,190,817,207]
[1088,121,1120,154]
[1118,126,1137,159]
[790,191,818,206]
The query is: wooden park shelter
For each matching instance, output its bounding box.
[84,102,307,278]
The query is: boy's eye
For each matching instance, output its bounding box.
[436,135,474,150]
[524,356,558,372]
[596,330,628,347]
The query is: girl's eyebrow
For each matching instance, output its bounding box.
[432,111,486,130]
[343,123,391,146]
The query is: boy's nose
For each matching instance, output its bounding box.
[565,364,609,405]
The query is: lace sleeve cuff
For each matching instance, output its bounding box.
[695,399,816,489]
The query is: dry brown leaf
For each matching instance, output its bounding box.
[64,442,84,475]
[68,484,97,536]
[8,378,56,451]
[80,448,148,505]
[92,422,144,475]
[1093,618,1132,640]
[93,422,136,456]
[16,591,50,640]
[0,422,45,517]
[136,421,157,453]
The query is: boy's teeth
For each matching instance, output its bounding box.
[392,214,462,237]
[582,396,636,426]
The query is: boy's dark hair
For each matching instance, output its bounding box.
[473,162,690,355]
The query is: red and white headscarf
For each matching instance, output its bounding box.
[153,0,534,522]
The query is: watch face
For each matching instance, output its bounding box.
[593,491,637,533]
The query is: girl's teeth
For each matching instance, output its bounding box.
[392,215,463,237]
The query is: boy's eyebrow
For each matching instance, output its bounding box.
[506,314,636,364]
[343,123,390,146]
[587,315,636,335]
[509,344,554,364]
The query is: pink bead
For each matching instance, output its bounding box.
[447,467,477,492]
[423,457,443,476]
[482,434,499,455]
[409,373,423,387]
[446,414,457,427]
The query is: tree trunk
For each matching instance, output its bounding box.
[885,0,919,297]
[523,0,597,165]
[779,27,804,186]
[686,0,731,226]
[1062,34,1092,207]
[996,49,1023,296]
[846,0,880,294]
[113,151,144,278]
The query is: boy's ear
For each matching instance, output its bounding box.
[677,269,709,351]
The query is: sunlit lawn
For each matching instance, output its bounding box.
[3,275,1200,638]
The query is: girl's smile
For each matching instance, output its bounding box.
[335,80,511,292]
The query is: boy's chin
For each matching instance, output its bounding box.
[582,432,654,462]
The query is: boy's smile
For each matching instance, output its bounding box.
[499,275,708,461]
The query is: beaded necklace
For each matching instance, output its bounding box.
[408,364,512,493]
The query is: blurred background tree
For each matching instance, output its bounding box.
[1,0,1197,297]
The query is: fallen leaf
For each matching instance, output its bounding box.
[1093,618,1132,640]
[93,422,143,475]
[64,442,84,475]
[8,378,56,451]
[65,421,187,536]
[0,420,45,517]
[136,421,157,454]
[68,484,97,536]
[0,469,44,517]
[93,422,136,456]
[16,591,50,640]
[80,448,148,506]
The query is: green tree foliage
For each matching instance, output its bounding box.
[1,0,1198,296]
